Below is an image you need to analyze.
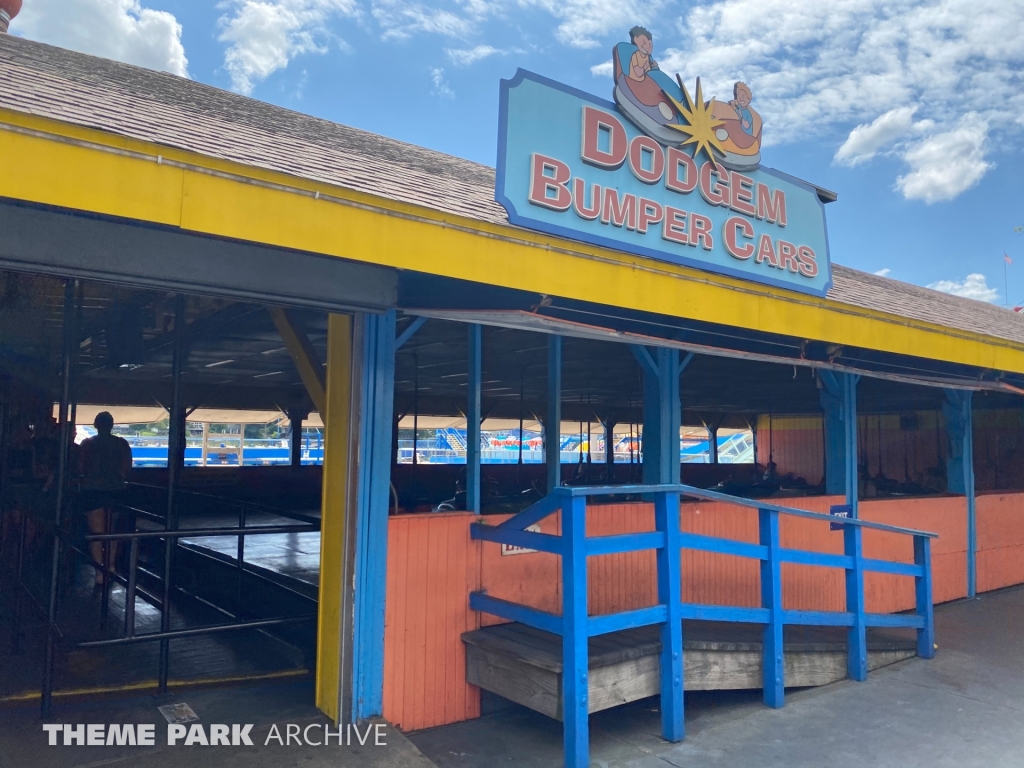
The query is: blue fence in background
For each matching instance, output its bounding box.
[469,484,936,768]
[395,431,755,465]
[124,437,325,467]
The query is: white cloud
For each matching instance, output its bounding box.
[590,60,613,77]
[896,113,992,203]
[927,273,1000,303]
[373,0,663,51]
[13,0,187,76]
[834,107,918,166]
[446,44,501,65]
[373,1,475,40]
[525,0,665,49]
[874,268,891,277]
[218,0,358,95]
[431,66,454,97]
[656,0,1024,201]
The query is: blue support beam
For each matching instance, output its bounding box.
[819,371,860,511]
[944,389,976,597]
[914,535,936,658]
[843,373,860,517]
[547,335,562,492]
[819,372,845,496]
[587,605,668,636]
[467,324,482,513]
[655,491,684,741]
[759,508,784,707]
[631,346,681,485]
[395,316,427,350]
[352,310,396,720]
[844,522,868,681]
[469,592,563,635]
[561,495,589,768]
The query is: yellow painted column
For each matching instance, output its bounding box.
[315,313,355,722]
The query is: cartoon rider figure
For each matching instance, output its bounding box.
[730,82,755,136]
[627,26,658,81]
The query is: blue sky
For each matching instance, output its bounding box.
[11,0,1024,304]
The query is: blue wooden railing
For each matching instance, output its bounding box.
[469,484,937,768]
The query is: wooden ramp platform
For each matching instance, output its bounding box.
[463,621,917,720]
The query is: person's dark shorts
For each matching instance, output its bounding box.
[78,489,127,515]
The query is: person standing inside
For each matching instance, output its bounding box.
[79,412,132,586]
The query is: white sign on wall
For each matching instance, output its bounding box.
[501,524,542,556]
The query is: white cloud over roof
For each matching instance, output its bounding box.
[218,0,359,95]
[13,0,188,77]
[927,273,1000,303]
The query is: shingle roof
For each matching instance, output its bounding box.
[2,34,1023,348]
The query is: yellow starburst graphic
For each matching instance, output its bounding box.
[665,76,725,166]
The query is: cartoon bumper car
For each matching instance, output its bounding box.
[612,42,686,146]
[709,97,762,171]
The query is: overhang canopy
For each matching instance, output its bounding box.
[2,35,1024,376]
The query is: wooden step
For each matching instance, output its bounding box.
[463,621,917,720]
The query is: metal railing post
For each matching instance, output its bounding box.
[99,510,112,629]
[759,507,784,707]
[844,523,867,681]
[654,490,684,740]
[159,294,187,693]
[42,278,78,718]
[914,535,935,659]
[11,509,27,654]
[561,494,589,768]
[236,505,247,618]
[124,538,139,638]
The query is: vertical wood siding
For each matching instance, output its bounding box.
[756,412,949,492]
[382,495,970,730]
[977,492,1024,592]
[755,416,825,485]
[382,512,480,731]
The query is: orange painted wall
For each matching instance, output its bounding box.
[382,495,969,730]
[755,416,825,485]
[382,512,481,732]
[977,492,1024,592]
[756,412,947,492]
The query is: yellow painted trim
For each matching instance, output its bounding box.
[315,313,354,723]
[3,109,1024,374]
[270,307,328,415]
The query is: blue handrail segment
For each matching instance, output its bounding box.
[469,483,937,768]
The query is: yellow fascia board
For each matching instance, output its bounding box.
[3,107,1024,375]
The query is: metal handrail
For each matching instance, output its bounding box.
[10,501,320,706]
[469,484,937,768]
[125,481,321,526]
[549,484,939,538]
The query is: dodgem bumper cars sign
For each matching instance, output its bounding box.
[495,26,833,298]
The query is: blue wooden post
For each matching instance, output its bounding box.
[759,507,784,707]
[561,495,589,768]
[547,335,562,492]
[467,324,482,513]
[818,372,846,496]
[944,390,976,597]
[914,535,935,659]
[631,346,681,485]
[844,522,867,681]
[353,310,397,719]
[654,491,684,740]
[842,373,860,519]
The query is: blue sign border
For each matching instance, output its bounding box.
[495,68,834,299]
